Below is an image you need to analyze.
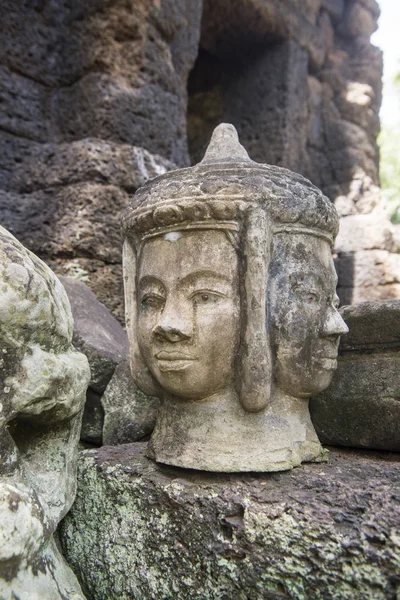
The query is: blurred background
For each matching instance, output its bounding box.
[373,0,400,224]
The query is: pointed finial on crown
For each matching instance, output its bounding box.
[200,123,252,165]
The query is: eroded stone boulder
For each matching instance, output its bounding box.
[60,443,400,600]
[0,226,90,599]
[59,276,129,445]
[60,276,128,394]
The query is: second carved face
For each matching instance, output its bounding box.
[268,233,348,397]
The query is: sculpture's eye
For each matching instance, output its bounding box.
[305,292,319,304]
[191,291,223,305]
[141,294,165,309]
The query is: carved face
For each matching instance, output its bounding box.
[268,234,348,398]
[137,230,240,399]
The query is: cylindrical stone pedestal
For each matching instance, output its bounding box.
[60,443,400,600]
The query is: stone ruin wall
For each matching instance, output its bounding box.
[0,0,399,321]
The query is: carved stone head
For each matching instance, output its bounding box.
[0,226,90,598]
[122,124,348,472]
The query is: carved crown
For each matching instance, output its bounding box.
[122,124,339,245]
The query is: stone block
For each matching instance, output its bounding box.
[0,183,130,264]
[54,74,190,165]
[335,208,397,253]
[340,1,377,38]
[59,276,128,394]
[53,259,125,325]
[335,82,379,135]
[0,132,37,192]
[310,301,400,451]
[335,250,400,290]
[60,443,400,600]
[0,0,202,165]
[0,141,173,321]
[200,0,326,67]
[0,66,50,142]
[9,139,174,194]
[320,0,344,21]
[102,360,159,446]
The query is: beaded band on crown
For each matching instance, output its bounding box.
[122,197,337,246]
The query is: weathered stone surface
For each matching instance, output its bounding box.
[0,226,90,598]
[200,0,326,67]
[59,276,129,445]
[321,0,344,21]
[0,1,202,165]
[8,138,174,194]
[339,0,378,38]
[188,40,309,173]
[0,0,198,319]
[101,360,159,446]
[0,141,173,322]
[335,208,398,254]
[310,301,400,451]
[80,389,104,447]
[122,124,347,472]
[59,276,128,394]
[60,443,400,600]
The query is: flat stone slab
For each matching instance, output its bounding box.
[60,444,400,600]
[310,300,400,451]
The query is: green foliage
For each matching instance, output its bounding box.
[379,69,400,224]
[379,124,400,224]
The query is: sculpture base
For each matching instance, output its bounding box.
[147,388,324,471]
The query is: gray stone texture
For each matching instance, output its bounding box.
[0,0,202,320]
[0,226,90,599]
[59,276,129,444]
[101,360,159,446]
[310,300,400,451]
[60,443,400,600]
[0,139,174,323]
[59,276,128,394]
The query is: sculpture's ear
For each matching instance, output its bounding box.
[238,207,272,412]
[122,239,162,397]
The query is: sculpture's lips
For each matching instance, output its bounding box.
[155,351,197,372]
[155,351,196,360]
[313,355,338,370]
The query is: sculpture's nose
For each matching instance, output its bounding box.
[321,307,349,338]
[153,299,193,342]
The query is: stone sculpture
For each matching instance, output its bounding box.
[0,226,90,599]
[122,124,348,472]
